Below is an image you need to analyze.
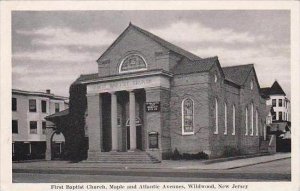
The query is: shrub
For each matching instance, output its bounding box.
[169,148,208,160]
[222,146,240,157]
[172,148,182,160]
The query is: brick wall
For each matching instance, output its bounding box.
[97,28,178,77]
[169,72,211,155]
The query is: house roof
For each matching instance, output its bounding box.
[260,81,286,97]
[97,23,201,62]
[172,56,218,75]
[45,108,69,119]
[222,64,254,86]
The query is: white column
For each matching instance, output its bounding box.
[129,90,136,151]
[111,92,118,151]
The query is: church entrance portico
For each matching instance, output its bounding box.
[84,71,171,161]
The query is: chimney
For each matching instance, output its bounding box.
[46,89,51,94]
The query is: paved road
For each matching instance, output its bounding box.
[12,159,291,183]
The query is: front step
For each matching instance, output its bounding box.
[86,151,160,164]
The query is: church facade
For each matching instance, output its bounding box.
[46,23,270,162]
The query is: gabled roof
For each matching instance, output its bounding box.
[269,81,286,96]
[172,56,221,75]
[45,108,69,120]
[260,81,286,97]
[73,73,98,84]
[97,23,201,62]
[222,64,254,86]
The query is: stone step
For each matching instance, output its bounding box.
[86,152,160,164]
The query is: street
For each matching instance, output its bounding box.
[12,159,291,183]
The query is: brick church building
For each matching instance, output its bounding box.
[45,23,270,162]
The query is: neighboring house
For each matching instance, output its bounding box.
[12,89,68,160]
[260,81,290,123]
[45,23,272,162]
[260,81,291,152]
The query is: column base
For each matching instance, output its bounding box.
[87,150,102,161]
[128,149,138,152]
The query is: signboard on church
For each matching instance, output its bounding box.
[146,102,160,112]
[148,131,159,149]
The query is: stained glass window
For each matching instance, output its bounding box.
[182,98,194,134]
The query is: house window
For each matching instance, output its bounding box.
[272,99,276,107]
[245,107,248,135]
[30,121,37,134]
[251,103,254,136]
[42,121,46,134]
[55,103,60,112]
[182,98,194,135]
[29,99,36,112]
[232,105,236,135]
[12,120,18,134]
[272,112,277,121]
[214,98,218,134]
[279,99,283,107]
[279,112,283,121]
[41,100,47,113]
[256,110,259,136]
[224,103,227,135]
[12,98,17,111]
[250,80,253,90]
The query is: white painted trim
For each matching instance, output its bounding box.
[214,98,218,135]
[119,54,147,74]
[181,98,195,136]
[245,107,248,136]
[224,102,227,135]
[232,105,236,135]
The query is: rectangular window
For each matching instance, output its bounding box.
[12,98,17,111]
[42,121,46,134]
[30,121,37,134]
[55,103,60,112]
[279,99,283,107]
[279,112,283,121]
[41,100,47,113]
[29,99,36,112]
[12,120,18,134]
[272,99,276,107]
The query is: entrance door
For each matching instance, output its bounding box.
[126,125,142,150]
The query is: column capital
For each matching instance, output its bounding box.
[109,91,116,95]
[127,89,136,93]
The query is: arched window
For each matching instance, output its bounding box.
[224,102,227,135]
[182,98,194,135]
[256,109,259,136]
[245,107,248,136]
[119,54,147,73]
[232,105,236,135]
[251,103,254,136]
[214,98,219,134]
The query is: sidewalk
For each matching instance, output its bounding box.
[13,152,290,171]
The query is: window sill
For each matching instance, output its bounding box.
[182,132,194,136]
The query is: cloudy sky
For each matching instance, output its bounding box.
[12,11,290,98]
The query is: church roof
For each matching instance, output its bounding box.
[260,81,286,96]
[172,56,218,75]
[222,64,254,86]
[97,23,201,62]
[131,24,201,61]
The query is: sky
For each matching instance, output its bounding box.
[12,11,290,98]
